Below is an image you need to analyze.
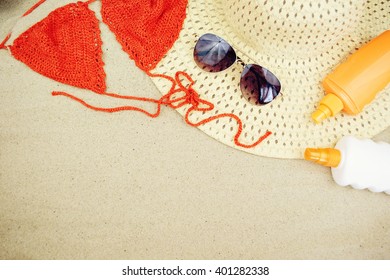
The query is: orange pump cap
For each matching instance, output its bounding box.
[304,147,342,168]
[312,93,344,123]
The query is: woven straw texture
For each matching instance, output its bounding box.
[151,0,390,158]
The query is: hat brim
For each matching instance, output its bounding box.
[151,0,390,158]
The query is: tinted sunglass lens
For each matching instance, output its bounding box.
[240,64,281,105]
[194,33,237,72]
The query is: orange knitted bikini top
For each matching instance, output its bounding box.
[0,0,271,148]
[5,0,187,93]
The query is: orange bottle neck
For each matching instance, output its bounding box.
[304,148,341,168]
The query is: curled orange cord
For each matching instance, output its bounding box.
[53,71,272,148]
[164,72,272,148]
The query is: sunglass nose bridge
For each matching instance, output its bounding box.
[236,56,246,67]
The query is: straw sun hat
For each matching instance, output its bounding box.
[2,0,389,159]
[150,0,390,158]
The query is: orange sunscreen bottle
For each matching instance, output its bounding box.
[312,30,390,123]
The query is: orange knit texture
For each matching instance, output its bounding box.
[10,1,106,93]
[101,0,188,72]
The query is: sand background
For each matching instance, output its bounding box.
[0,0,389,259]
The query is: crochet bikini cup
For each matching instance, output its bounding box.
[101,0,188,72]
[10,1,106,93]
[1,0,272,149]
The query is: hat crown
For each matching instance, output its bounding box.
[223,0,366,58]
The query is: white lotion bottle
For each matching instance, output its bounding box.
[305,136,390,194]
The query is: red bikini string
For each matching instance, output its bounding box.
[53,71,271,148]
[52,91,165,118]
[184,106,272,148]
[51,71,177,117]
[23,0,47,17]
[164,71,272,148]
[0,33,11,50]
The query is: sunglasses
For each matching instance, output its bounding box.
[193,33,281,105]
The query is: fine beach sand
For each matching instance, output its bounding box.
[0,0,389,259]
